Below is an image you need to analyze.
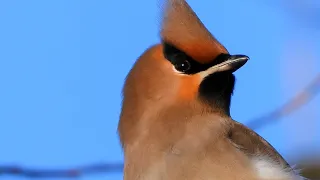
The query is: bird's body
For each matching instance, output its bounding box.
[118,0,305,179]
[120,82,296,180]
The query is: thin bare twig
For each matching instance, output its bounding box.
[0,163,123,178]
[247,74,320,130]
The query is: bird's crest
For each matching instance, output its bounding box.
[160,0,228,63]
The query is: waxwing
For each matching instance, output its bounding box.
[118,0,304,180]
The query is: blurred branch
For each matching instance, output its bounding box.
[247,73,320,130]
[0,163,123,178]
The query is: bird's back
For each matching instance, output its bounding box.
[227,120,305,180]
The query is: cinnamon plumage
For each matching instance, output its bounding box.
[118,0,304,179]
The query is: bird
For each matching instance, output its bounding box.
[118,0,305,179]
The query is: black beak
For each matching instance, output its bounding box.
[225,55,249,73]
[199,54,249,78]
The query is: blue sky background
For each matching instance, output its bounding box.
[0,0,319,179]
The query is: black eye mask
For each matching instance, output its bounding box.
[162,42,230,75]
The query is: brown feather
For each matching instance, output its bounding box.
[228,120,291,169]
[160,0,228,63]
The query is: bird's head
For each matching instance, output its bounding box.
[119,0,249,146]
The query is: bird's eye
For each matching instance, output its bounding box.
[173,55,191,72]
[174,60,191,72]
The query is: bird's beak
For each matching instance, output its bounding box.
[199,55,249,78]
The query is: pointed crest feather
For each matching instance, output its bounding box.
[160,0,228,63]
